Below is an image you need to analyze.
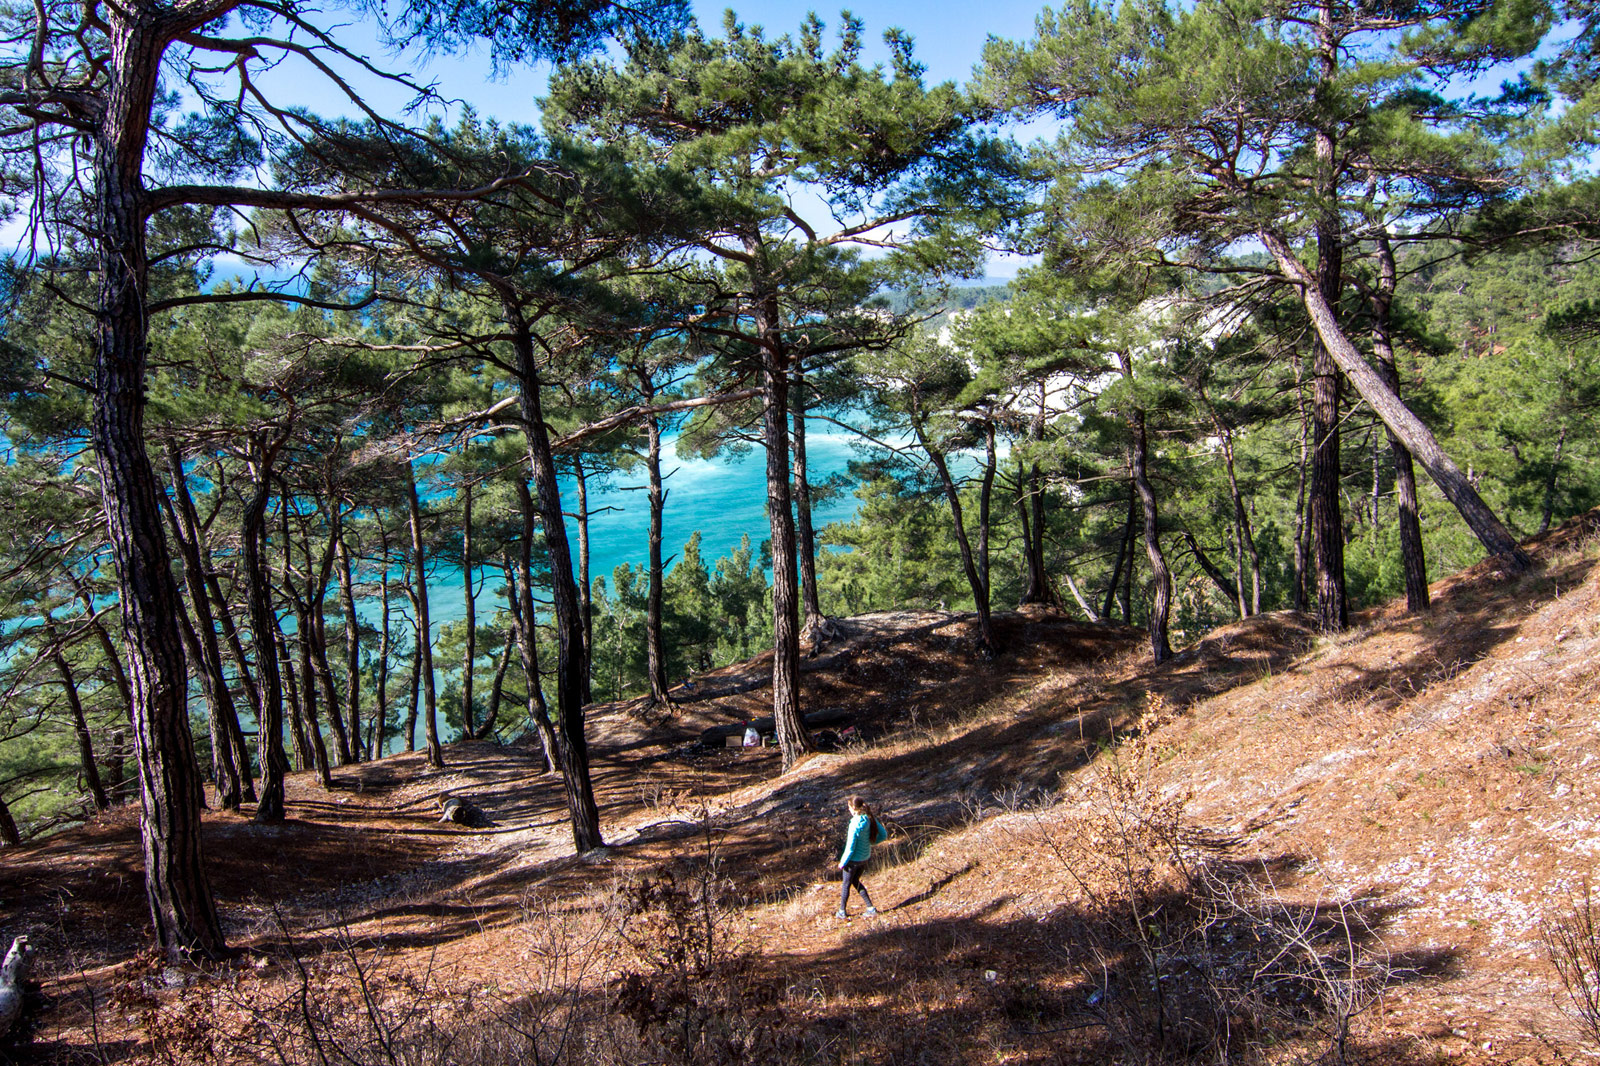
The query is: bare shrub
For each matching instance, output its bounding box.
[1031,738,1393,1064]
[1543,884,1600,1051]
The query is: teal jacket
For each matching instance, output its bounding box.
[840,813,888,864]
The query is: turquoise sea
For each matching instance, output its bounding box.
[424,425,870,627]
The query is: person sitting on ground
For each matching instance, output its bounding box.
[836,795,889,919]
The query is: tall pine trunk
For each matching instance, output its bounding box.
[460,483,477,737]
[1120,354,1172,663]
[507,306,602,850]
[644,409,672,705]
[306,517,350,767]
[1019,393,1052,605]
[1292,361,1312,613]
[914,420,997,656]
[285,500,332,785]
[571,457,594,706]
[406,465,444,769]
[404,586,422,753]
[792,372,826,640]
[748,266,812,770]
[46,626,110,811]
[162,445,247,809]
[244,438,290,825]
[1372,232,1429,612]
[333,502,364,760]
[372,529,393,761]
[92,91,224,953]
[978,420,997,597]
[1102,484,1136,622]
[511,485,559,774]
[1215,423,1261,617]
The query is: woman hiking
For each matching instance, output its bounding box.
[837,795,888,919]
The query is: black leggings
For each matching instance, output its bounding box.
[840,860,873,910]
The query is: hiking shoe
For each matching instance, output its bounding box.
[835,909,848,920]
[864,906,878,917]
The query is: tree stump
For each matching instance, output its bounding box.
[437,796,494,829]
[0,936,30,1039]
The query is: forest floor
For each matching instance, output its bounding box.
[5,509,1600,1064]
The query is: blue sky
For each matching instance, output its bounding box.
[324,1,1051,126]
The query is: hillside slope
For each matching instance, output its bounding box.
[5,512,1598,1064]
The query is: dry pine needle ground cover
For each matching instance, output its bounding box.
[5,510,1600,1064]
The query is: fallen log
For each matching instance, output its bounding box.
[437,796,495,829]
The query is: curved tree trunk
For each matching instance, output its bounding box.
[1262,230,1529,574]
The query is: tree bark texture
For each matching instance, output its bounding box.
[90,12,226,959]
